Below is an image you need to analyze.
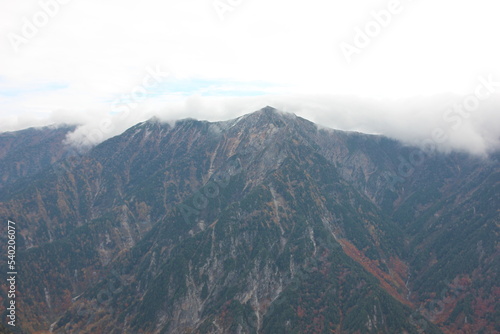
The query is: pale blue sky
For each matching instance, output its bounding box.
[1,0,499,154]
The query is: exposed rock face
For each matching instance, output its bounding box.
[0,107,498,333]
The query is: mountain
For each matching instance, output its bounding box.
[0,323,14,334]
[0,125,75,190]
[0,107,498,333]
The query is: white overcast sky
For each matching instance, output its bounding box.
[1,0,499,154]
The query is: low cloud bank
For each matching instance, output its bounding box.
[2,93,499,156]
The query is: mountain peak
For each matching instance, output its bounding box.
[146,115,162,123]
[229,106,297,131]
[242,106,297,122]
[258,105,294,117]
[261,105,278,113]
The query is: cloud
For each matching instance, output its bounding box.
[21,92,497,157]
[283,93,500,156]
[0,0,499,155]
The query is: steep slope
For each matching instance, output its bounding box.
[0,107,497,333]
[0,125,75,190]
[0,323,14,334]
[52,108,436,333]
[313,129,500,333]
[0,118,241,332]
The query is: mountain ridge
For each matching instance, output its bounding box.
[0,107,498,333]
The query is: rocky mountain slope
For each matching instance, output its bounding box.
[0,107,498,333]
[0,126,75,190]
